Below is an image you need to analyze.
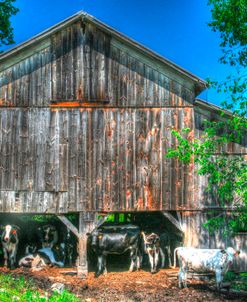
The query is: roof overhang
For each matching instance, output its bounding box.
[194,98,233,117]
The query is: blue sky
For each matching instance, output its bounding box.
[6,0,233,105]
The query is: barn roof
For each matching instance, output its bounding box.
[195,98,233,117]
[0,11,207,95]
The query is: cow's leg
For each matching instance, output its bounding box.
[9,247,17,269]
[164,246,172,268]
[3,248,8,267]
[178,267,184,288]
[68,251,72,267]
[178,258,187,288]
[147,252,155,273]
[154,248,159,273]
[103,255,107,276]
[136,250,142,270]
[183,263,188,288]
[166,245,172,268]
[10,254,15,269]
[215,269,223,290]
[96,254,104,277]
[129,247,138,272]
[159,248,165,268]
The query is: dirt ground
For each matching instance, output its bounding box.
[0,267,246,302]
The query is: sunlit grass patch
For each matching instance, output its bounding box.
[0,274,80,302]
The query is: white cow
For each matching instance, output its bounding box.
[173,247,240,290]
[1,225,20,269]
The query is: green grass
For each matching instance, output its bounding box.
[0,274,80,302]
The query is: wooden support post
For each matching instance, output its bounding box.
[77,211,97,278]
[162,211,184,233]
[57,215,79,238]
[57,212,109,278]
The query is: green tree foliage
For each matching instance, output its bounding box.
[0,0,19,49]
[208,0,247,115]
[167,126,247,233]
[167,0,247,234]
[208,0,247,67]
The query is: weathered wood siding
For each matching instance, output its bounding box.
[0,20,197,213]
[194,107,247,208]
[0,108,194,212]
[0,21,194,108]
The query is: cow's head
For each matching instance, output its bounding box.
[44,225,56,241]
[225,247,240,256]
[38,224,57,246]
[2,225,19,243]
[142,232,160,254]
[90,230,103,251]
[225,247,240,262]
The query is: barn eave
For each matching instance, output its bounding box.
[195,98,234,118]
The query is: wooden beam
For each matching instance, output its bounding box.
[76,212,110,278]
[162,211,184,233]
[94,214,109,229]
[77,212,97,278]
[57,215,79,238]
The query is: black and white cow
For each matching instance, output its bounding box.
[38,224,58,248]
[90,224,142,277]
[24,243,38,255]
[19,246,64,269]
[173,247,240,289]
[142,232,165,273]
[0,225,20,269]
[60,229,77,267]
[38,247,64,267]
[159,232,183,268]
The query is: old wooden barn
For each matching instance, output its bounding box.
[0,11,246,275]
